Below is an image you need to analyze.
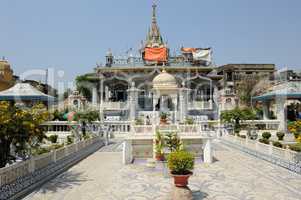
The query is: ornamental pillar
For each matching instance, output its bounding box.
[203,138,213,164]
[92,86,97,106]
[152,94,159,125]
[276,97,286,132]
[127,82,139,122]
[262,101,270,120]
[172,95,178,124]
[179,87,190,123]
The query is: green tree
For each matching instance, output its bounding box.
[236,74,260,107]
[75,75,94,101]
[221,107,257,133]
[0,102,49,167]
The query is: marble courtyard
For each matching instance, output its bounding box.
[24,140,301,200]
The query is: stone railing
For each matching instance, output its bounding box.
[240,120,280,130]
[222,135,301,174]
[0,137,104,199]
[42,121,103,143]
[131,124,213,138]
[104,121,131,135]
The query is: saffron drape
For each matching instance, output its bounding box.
[144,48,167,62]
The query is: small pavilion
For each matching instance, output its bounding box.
[252,81,301,131]
[0,82,56,106]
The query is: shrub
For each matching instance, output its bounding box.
[34,147,50,155]
[83,134,91,140]
[289,143,301,152]
[276,132,285,141]
[48,135,58,144]
[185,117,194,125]
[155,131,164,155]
[50,144,64,150]
[135,118,143,125]
[167,151,194,175]
[272,141,283,148]
[262,132,271,140]
[66,136,74,145]
[165,132,181,152]
[259,138,269,144]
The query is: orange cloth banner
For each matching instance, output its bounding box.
[144,48,167,62]
[181,47,197,53]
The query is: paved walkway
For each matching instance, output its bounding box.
[24,140,301,200]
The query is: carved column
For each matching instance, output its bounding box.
[276,97,286,132]
[127,82,139,122]
[262,101,270,120]
[203,138,213,163]
[179,87,190,123]
[152,94,159,125]
[92,86,97,106]
[172,94,178,124]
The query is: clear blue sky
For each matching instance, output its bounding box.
[0,0,300,88]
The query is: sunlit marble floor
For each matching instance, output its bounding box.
[24,140,301,200]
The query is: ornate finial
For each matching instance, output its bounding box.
[152,0,157,23]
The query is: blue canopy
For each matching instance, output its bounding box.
[0,83,56,102]
[253,81,301,101]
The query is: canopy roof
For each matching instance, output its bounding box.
[253,81,301,101]
[0,83,55,102]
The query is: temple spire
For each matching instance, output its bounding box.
[145,1,165,48]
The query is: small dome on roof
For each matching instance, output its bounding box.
[153,69,178,90]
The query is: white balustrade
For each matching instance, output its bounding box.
[0,137,101,187]
[223,135,301,164]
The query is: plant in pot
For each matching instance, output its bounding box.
[165,132,182,152]
[276,132,285,141]
[167,150,195,187]
[160,112,169,124]
[155,131,165,161]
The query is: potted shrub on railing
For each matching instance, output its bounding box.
[262,132,271,140]
[276,132,285,141]
[160,112,169,124]
[48,135,58,144]
[167,150,195,187]
[155,131,165,161]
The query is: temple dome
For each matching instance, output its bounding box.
[153,69,178,90]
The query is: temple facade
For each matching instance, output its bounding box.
[83,3,222,124]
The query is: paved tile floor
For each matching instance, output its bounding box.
[24,140,301,200]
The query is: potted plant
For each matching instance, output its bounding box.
[276,132,285,141]
[167,150,195,187]
[155,131,165,161]
[288,120,301,142]
[160,112,169,124]
[165,132,181,152]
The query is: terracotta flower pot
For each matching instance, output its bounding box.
[155,153,165,161]
[160,118,168,124]
[171,172,192,187]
